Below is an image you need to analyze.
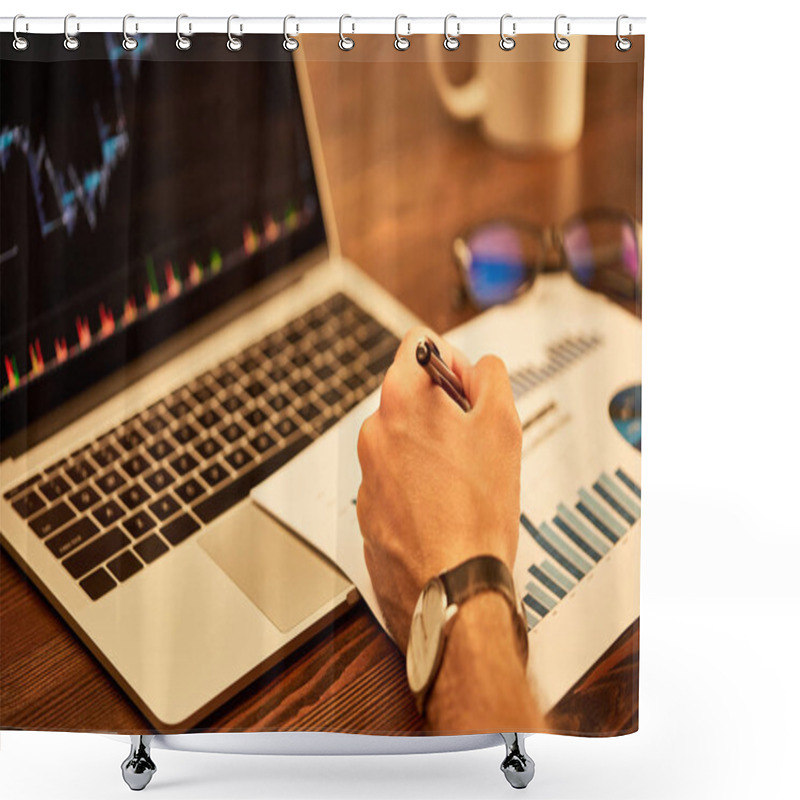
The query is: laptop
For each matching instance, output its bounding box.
[0,36,420,731]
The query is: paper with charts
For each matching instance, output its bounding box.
[252,274,641,713]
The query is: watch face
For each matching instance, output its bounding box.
[406,578,448,696]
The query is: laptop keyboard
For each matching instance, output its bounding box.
[3,293,400,601]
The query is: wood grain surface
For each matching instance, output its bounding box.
[0,35,644,735]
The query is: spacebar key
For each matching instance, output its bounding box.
[193,434,312,524]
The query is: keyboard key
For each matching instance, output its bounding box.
[121,453,150,478]
[200,462,230,487]
[97,468,126,495]
[107,550,143,582]
[366,349,396,376]
[170,452,199,476]
[119,484,151,510]
[91,442,121,468]
[249,431,276,454]
[314,363,335,381]
[147,438,175,461]
[65,459,96,485]
[141,413,168,435]
[291,378,313,396]
[12,490,45,519]
[161,513,201,546]
[174,477,206,504]
[64,527,129,579]
[197,408,221,429]
[221,393,245,414]
[117,427,145,451]
[244,380,266,399]
[173,424,199,446]
[338,348,358,366]
[29,502,75,538]
[166,398,191,419]
[269,393,290,412]
[238,354,261,373]
[44,458,67,474]
[276,418,299,438]
[190,384,214,404]
[145,468,174,493]
[268,364,289,382]
[220,422,245,444]
[3,473,42,500]
[298,402,321,422]
[320,387,343,406]
[343,373,366,391]
[123,510,156,539]
[39,474,71,502]
[196,437,223,461]
[225,448,253,471]
[244,408,268,428]
[79,568,116,600]
[213,369,237,388]
[69,485,101,512]
[193,434,312,524]
[46,517,100,559]
[291,351,312,368]
[93,499,125,527]
[149,493,181,522]
[134,534,169,564]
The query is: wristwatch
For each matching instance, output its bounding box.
[406,555,529,714]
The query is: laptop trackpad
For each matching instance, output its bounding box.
[198,501,351,633]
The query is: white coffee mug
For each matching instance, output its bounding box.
[426,36,588,155]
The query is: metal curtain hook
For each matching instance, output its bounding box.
[227,14,242,51]
[616,14,632,51]
[283,15,299,51]
[339,14,355,51]
[63,13,79,50]
[122,14,138,51]
[176,14,192,50]
[443,13,460,51]
[394,14,410,51]
[554,14,570,51]
[499,14,516,51]
[12,14,29,51]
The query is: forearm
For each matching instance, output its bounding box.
[425,592,543,733]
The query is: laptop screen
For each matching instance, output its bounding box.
[0,35,326,443]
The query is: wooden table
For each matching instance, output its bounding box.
[0,35,643,735]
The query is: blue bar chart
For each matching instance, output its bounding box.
[509,333,603,402]
[520,466,641,629]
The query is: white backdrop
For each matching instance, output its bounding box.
[2,1,798,798]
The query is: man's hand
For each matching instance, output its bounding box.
[356,327,523,653]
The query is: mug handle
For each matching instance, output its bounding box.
[424,36,486,122]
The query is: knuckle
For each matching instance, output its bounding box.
[357,414,375,466]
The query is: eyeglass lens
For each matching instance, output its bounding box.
[460,222,543,309]
[460,213,639,309]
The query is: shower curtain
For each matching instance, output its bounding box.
[0,27,643,739]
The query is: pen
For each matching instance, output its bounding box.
[415,336,472,412]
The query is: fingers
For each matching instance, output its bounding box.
[463,354,521,440]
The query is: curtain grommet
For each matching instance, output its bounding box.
[443,13,460,51]
[339,14,355,51]
[283,15,299,51]
[499,14,516,51]
[394,14,410,51]
[554,14,570,51]
[12,15,29,51]
[227,15,242,51]
[63,13,80,51]
[176,14,192,51]
[615,15,632,51]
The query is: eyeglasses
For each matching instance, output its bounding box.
[452,208,641,312]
